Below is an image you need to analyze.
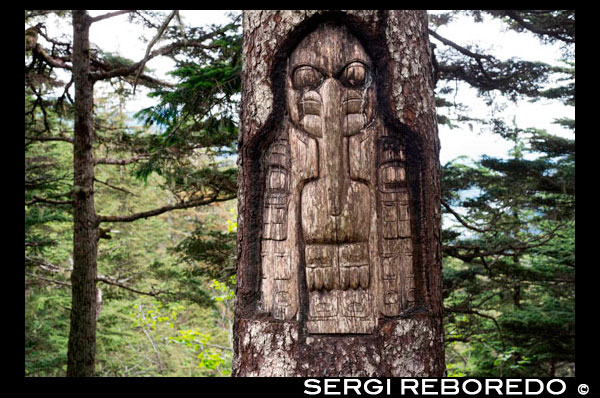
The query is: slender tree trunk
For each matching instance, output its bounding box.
[67,10,98,377]
[234,10,444,376]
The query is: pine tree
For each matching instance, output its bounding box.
[431,10,575,376]
[25,9,241,376]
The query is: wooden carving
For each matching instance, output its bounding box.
[260,24,415,334]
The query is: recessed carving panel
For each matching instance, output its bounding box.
[260,23,416,333]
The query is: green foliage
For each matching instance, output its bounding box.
[483,10,575,48]
[210,276,236,302]
[167,278,233,376]
[25,10,241,376]
[94,296,230,376]
[25,79,74,377]
[131,15,241,205]
[25,287,71,376]
[442,127,574,376]
[172,220,237,282]
[445,363,466,377]
[117,278,234,376]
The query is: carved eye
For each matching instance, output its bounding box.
[340,62,367,88]
[292,66,323,90]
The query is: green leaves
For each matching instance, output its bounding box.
[169,329,228,372]
[210,276,236,302]
[25,288,71,376]
[162,279,234,375]
[173,221,237,282]
[136,21,242,137]
[171,62,240,93]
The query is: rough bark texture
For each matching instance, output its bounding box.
[66,10,98,377]
[234,10,443,377]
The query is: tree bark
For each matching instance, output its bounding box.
[234,10,444,377]
[67,10,98,377]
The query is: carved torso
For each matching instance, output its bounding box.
[260,24,415,334]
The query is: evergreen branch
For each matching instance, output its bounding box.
[96,193,236,224]
[26,272,71,287]
[89,10,136,24]
[474,291,507,308]
[96,275,166,297]
[429,28,501,85]
[204,343,233,352]
[428,29,495,61]
[443,223,564,263]
[446,306,506,351]
[151,39,222,53]
[29,42,72,70]
[442,200,492,233]
[25,255,63,272]
[26,195,73,206]
[90,23,234,82]
[25,10,64,21]
[503,10,575,44]
[25,135,74,144]
[88,50,175,87]
[94,155,150,165]
[132,10,178,94]
[94,178,138,196]
[501,223,565,253]
[125,73,175,88]
[89,42,208,82]
[37,28,71,48]
[25,173,69,188]
[57,78,75,109]
[26,82,51,133]
[25,241,56,248]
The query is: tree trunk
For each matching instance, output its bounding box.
[234,10,444,376]
[67,10,98,377]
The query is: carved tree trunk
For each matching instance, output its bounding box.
[234,10,444,377]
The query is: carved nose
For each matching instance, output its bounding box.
[320,78,345,216]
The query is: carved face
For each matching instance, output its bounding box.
[286,25,376,137]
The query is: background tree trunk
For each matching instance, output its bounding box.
[234,10,444,376]
[67,10,98,377]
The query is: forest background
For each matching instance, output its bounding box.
[24,10,575,377]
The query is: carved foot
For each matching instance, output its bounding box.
[305,245,336,291]
[339,242,369,290]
